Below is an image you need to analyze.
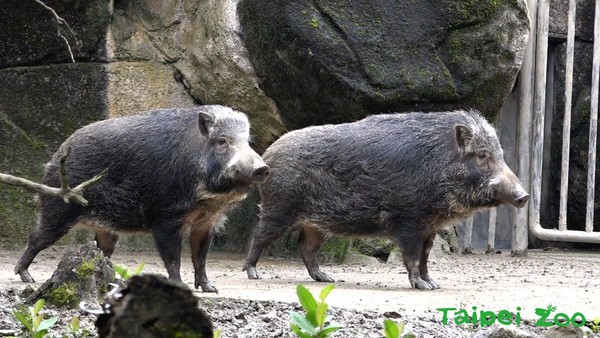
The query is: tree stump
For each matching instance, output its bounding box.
[25,241,114,309]
[95,274,213,338]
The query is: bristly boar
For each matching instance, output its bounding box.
[244,109,528,290]
[15,105,270,292]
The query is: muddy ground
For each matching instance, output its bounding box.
[0,246,599,337]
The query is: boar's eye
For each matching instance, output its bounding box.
[216,137,229,153]
[477,151,490,161]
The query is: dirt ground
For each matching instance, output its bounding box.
[0,246,599,337]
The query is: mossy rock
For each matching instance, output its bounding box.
[25,242,115,309]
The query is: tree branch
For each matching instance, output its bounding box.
[34,0,77,62]
[0,147,106,206]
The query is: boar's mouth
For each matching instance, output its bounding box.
[237,165,270,185]
[511,192,530,208]
[492,190,530,208]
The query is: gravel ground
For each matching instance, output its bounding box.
[0,247,599,337]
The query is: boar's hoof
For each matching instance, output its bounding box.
[244,266,262,280]
[310,271,335,283]
[15,267,35,283]
[410,277,438,290]
[423,278,441,290]
[197,281,218,293]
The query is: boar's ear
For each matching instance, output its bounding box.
[454,124,473,154]
[197,111,214,137]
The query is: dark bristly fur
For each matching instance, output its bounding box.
[244,109,528,290]
[15,105,270,293]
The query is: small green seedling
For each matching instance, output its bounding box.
[589,316,600,333]
[213,328,222,338]
[290,284,342,338]
[383,318,415,338]
[383,319,403,338]
[65,315,94,337]
[12,299,58,338]
[114,262,146,280]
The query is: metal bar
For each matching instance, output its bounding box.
[463,216,473,253]
[529,0,549,237]
[487,208,497,253]
[528,0,600,244]
[585,0,600,232]
[558,0,577,231]
[513,0,538,254]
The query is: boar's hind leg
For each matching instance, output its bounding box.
[299,224,334,283]
[151,222,183,284]
[15,219,75,283]
[190,225,217,293]
[396,233,436,290]
[244,215,294,280]
[94,230,119,258]
[419,233,440,289]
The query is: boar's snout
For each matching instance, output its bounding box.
[512,191,530,208]
[252,165,270,183]
[493,162,530,208]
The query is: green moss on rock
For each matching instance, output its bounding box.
[46,282,79,308]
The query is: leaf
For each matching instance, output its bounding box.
[296,285,318,312]
[384,319,403,338]
[33,329,47,338]
[290,311,317,336]
[134,262,146,275]
[296,284,318,325]
[37,317,57,332]
[317,323,342,337]
[315,302,328,327]
[319,284,335,302]
[33,315,42,331]
[70,316,80,332]
[291,324,314,338]
[33,299,45,315]
[13,311,33,332]
[114,264,130,280]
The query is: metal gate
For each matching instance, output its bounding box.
[515,0,600,251]
[463,0,600,253]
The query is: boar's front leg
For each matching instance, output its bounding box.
[190,223,218,293]
[395,230,437,290]
[151,221,183,284]
[419,233,440,289]
[299,224,334,283]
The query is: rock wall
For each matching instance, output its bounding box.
[0,0,531,254]
[238,0,529,128]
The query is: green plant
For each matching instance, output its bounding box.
[12,299,58,338]
[213,328,222,338]
[114,262,146,280]
[63,315,94,337]
[383,318,415,338]
[290,284,342,338]
[589,316,600,333]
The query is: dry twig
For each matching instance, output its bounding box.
[0,147,106,206]
[34,0,77,62]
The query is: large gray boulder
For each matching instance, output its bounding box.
[108,0,286,151]
[238,0,530,128]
